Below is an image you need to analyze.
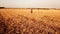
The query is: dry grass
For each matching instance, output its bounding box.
[0,8,60,34]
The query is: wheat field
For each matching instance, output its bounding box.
[0,8,60,34]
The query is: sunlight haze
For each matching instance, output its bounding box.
[0,0,60,8]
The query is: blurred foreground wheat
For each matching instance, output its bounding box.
[0,12,60,34]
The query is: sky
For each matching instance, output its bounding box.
[0,0,60,8]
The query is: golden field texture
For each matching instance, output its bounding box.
[0,8,60,34]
